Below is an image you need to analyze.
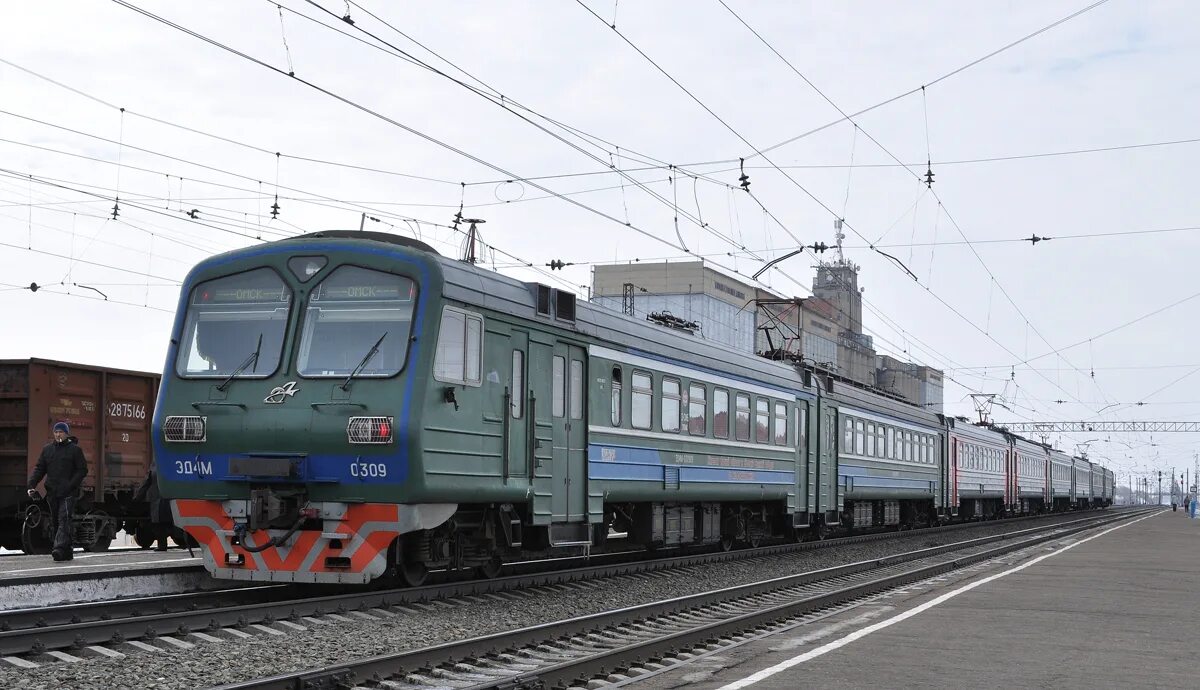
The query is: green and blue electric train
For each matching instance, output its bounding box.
[152,231,1110,585]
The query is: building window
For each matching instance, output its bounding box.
[511,350,524,419]
[844,417,854,451]
[610,366,622,426]
[689,383,707,436]
[662,377,681,433]
[756,398,770,444]
[886,427,895,459]
[714,389,730,439]
[570,359,584,420]
[774,402,788,446]
[866,423,876,457]
[552,356,565,418]
[632,371,652,430]
[855,420,865,455]
[433,307,484,386]
[735,393,751,442]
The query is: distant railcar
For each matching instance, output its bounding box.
[0,359,159,552]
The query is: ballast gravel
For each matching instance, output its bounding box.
[0,514,1100,689]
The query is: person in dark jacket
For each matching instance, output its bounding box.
[27,421,88,561]
[134,466,173,551]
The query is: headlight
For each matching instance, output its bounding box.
[163,415,206,442]
[347,416,394,444]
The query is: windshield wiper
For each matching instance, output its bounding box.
[341,331,388,391]
[216,333,263,392]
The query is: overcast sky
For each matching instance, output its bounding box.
[2,1,1197,483]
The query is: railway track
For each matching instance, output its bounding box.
[207,508,1153,690]
[0,508,1114,658]
[0,511,1132,676]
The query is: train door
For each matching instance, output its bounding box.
[506,330,529,479]
[550,342,587,527]
[818,401,838,522]
[795,400,810,519]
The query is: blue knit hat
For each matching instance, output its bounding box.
[53,421,69,434]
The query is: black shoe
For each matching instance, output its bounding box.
[51,550,65,562]
[156,544,169,551]
[62,551,73,561]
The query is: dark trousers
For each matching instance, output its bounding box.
[47,495,76,555]
[152,522,171,549]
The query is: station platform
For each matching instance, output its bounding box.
[0,545,207,609]
[0,546,200,584]
[631,508,1188,689]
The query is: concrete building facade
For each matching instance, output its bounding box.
[591,262,757,353]
[590,259,943,410]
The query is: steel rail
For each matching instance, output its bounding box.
[209,509,1152,690]
[0,507,1110,638]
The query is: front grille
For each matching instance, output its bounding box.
[347,416,394,444]
[164,415,206,442]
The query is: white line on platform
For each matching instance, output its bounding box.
[716,511,1163,690]
[0,557,198,576]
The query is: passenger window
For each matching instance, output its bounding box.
[714,389,730,439]
[797,405,807,451]
[774,402,788,446]
[611,367,622,426]
[689,384,707,436]
[511,350,524,419]
[551,356,565,418]
[756,398,770,444]
[662,378,681,433]
[735,394,751,442]
[632,371,652,430]
[570,359,584,420]
[433,307,484,386]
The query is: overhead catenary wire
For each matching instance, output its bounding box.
[111,0,695,258]
[714,0,1110,415]
[575,0,1089,419]
[733,0,1117,162]
[291,0,746,251]
[86,2,1057,422]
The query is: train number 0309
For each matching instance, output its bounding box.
[350,462,387,478]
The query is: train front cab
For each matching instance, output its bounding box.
[155,237,453,584]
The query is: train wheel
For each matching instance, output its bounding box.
[719,534,735,551]
[476,555,503,579]
[400,560,429,588]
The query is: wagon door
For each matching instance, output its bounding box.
[817,400,838,522]
[549,342,588,532]
[505,330,529,480]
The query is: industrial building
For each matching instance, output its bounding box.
[590,257,943,411]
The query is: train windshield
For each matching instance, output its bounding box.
[296,265,416,378]
[176,267,291,378]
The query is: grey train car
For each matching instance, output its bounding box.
[1010,435,1050,514]
[828,381,946,529]
[946,419,1008,519]
[1073,457,1093,508]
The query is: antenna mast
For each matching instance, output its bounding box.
[833,218,846,263]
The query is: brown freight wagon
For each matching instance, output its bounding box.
[0,358,160,552]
